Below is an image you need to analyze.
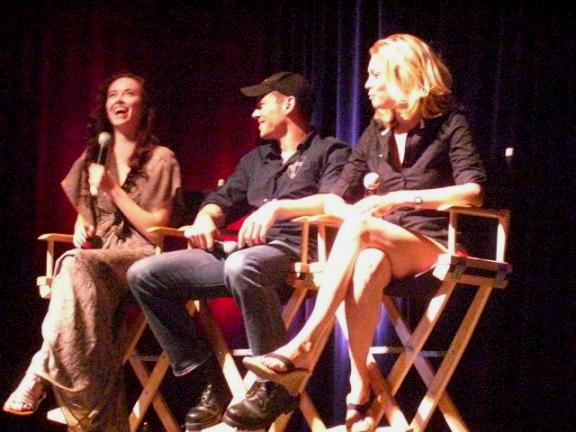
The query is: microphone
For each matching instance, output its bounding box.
[90,132,112,196]
[213,240,239,257]
[363,172,380,196]
[97,131,112,164]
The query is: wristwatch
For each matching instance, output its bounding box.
[414,196,423,210]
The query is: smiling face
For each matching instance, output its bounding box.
[251,91,289,140]
[105,77,144,134]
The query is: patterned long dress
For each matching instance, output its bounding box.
[28,145,181,432]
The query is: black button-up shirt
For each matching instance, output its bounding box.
[330,108,487,246]
[203,132,350,247]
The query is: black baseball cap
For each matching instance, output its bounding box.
[240,72,315,112]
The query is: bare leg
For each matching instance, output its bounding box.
[341,248,390,430]
[346,248,390,399]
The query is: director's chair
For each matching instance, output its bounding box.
[145,221,329,432]
[273,205,512,432]
[35,233,181,432]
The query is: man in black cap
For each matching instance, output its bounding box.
[128,72,350,430]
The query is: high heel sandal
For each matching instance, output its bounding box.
[345,392,376,432]
[242,353,311,396]
[3,373,47,416]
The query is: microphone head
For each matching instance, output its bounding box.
[98,131,112,147]
[213,240,239,257]
[363,172,380,191]
[220,240,239,255]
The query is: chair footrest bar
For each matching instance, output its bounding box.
[133,355,161,362]
[369,347,447,357]
[202,423,237,431]
[326,426,413,431]
[231,348,253,356]
[47,408,67,424]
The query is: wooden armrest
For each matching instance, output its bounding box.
[293,214,342,228]
[290,215,341,271]
[147,226,185,238]
[444,206,510,262]
[36,233,74,299]
[147,226,188,255]
[38,233,74,243]
[444,205,510,222]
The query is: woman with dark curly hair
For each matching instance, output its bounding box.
[3,73,181,431]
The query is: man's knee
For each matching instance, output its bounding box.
[224,249,275,296]
[127,255,160,294]
[224,252,254,291]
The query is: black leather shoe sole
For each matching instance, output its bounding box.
[185,414,222,431]
[222,411,272,430]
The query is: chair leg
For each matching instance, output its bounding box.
[128,353,180,432]
[409,284,493,432]
[192,300,247,398]
[386,281,457,392]
[364,282,455,430]
[123,311,180,432]
[384,296,469,432]
[335,306,411,431]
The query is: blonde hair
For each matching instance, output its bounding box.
[369,34,454,127]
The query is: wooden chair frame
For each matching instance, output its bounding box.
[277,206,511,432]
[146,226,328,432]
[37,203,509,432]
[36,233,181,432]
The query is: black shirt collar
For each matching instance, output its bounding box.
[263,130,317,160]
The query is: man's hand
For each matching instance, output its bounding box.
[183,212,220,250]
[237,201,279,248]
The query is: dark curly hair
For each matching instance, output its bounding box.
[83,72,158,189]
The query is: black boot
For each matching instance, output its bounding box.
[185,358,231,431]
[222,381,300,430]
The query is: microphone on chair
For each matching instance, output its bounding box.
[90,132,112,196]
[213,240,239,257]
[363,172,380,196]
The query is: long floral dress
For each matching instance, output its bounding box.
[28,145,181,431]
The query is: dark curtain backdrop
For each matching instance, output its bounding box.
[1,1,575,431]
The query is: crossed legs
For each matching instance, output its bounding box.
[243,216,442,428]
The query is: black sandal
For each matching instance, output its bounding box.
[242,353,311,396]
[345,392,376,431]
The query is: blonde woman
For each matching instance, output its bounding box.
[231,34,486,431]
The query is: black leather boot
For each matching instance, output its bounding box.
[222,381,300,430]
[185,358,231,431]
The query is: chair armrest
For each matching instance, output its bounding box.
[293,214,343,227]
[443,206,510,262]
[147,226,185,237]
[291,215,342,274]
[36,233,74,299]
[292,205,511,269]
[38,233,74,243]
[147,226,187,254]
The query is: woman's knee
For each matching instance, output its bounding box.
[339,218,371,244]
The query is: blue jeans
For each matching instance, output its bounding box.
[127,240,299,376]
